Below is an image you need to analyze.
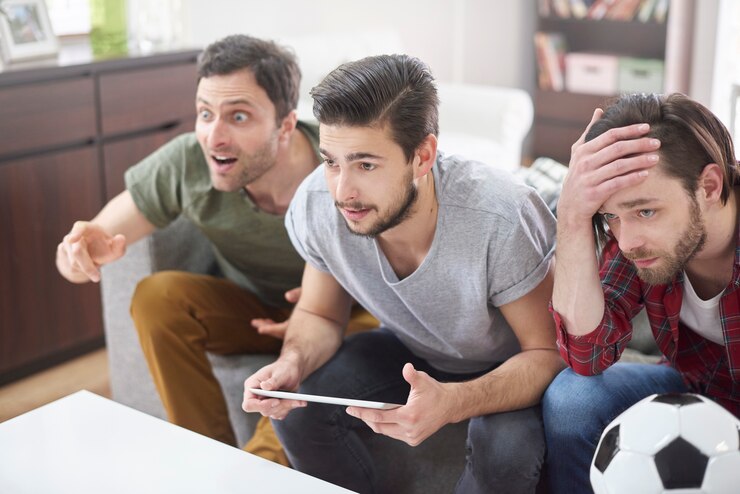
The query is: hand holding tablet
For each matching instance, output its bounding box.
[248,388,402,410]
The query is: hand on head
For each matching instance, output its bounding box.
[558,109,661,226]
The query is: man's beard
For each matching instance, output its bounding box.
[625,198,707,285]
[337,174,418,238]
[210,134,278,192]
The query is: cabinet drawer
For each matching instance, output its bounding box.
[0,78,96,158]
[99,63,197,137]
[103,119,193,200]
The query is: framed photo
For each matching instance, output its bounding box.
[0,0,58,63]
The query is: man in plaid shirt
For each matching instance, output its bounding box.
[542,93,740,493]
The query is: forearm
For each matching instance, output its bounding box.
[279,306,345,383]
[552,218,605,336]
[91,190,155,245]
[447,348,565,422]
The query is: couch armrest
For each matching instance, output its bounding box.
[100,216,216,418]
[437,82,533,171]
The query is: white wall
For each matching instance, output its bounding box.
[180,0,536,91]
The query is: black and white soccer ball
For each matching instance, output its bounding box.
[591,393,740,494]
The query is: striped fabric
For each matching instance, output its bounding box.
[553,238,740,417]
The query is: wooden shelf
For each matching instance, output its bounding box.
[532,0,694,164]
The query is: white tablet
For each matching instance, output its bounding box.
[248,388,402,410]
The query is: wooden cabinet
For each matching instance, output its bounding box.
[0,49,199,384]
[532,0,695,164]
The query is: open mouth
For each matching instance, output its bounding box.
[212,155,237,166]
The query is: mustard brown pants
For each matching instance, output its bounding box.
[130,271,377,466]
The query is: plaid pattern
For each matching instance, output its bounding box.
[553,237,740,417]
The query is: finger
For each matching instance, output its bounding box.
[580,123,653,162]
[69,237,101,282]
[361,421,418,445]
[591,152,659,186]
[109,234,127,260]
[587,136,661,177]
[346,406,398,424]
[255,322,287,339]
[284,286,302,303]
[573,108,603,148]
[251,318,277,328]
[402,362,419,386]
[593,168,652,198]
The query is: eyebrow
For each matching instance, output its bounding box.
[196,97,254,107]
[617,198,659,209]
[319,148,384,162]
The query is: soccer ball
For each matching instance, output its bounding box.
[590,393,740,494]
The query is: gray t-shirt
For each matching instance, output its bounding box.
[286,153,557,373]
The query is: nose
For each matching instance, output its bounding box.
[206,118,231,150]
[615,221,645,255]
[333,168,358,204]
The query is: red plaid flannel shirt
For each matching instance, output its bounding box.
[553,238,740,417]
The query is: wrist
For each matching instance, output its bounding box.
[444,383,469,423]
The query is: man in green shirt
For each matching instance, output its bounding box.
[55,34,374,464]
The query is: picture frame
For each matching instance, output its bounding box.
[0,0,58,63]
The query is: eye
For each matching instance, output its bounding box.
[234,112,248,123]
[198,109,213,121]
[602,212,618,222]
[323,158,337,168]
[638,209,655,218]
[360,162,376,171]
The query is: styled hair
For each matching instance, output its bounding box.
[197,34,301,122]
[310,54,439,162]
[586,93,738,244]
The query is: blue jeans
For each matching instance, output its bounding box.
[272,330,546,494]
[542,363,688,494]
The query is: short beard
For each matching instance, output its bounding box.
[626,198,706,285]
[210,132,278,192]
[339,176,418,239]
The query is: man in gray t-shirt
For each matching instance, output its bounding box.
[243,55,564,494]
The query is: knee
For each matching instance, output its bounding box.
[544,369,597,425]
[130,271,191,335]
[468,408,545,475]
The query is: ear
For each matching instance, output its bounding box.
[412,133,438,179]
[697,163,724,205]
[277,110,298,144]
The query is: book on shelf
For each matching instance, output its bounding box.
[539,0,668,23]
[605,0,642,20]
[534,32,567,92]
[637,0,658,22]
[653,0,669,23]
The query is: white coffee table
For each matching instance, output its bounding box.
[0,390,355,493]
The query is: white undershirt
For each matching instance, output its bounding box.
[679,272,726,346]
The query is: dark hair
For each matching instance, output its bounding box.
[310,54,439,162]
[197,34,301,122]
[586,93,738,244]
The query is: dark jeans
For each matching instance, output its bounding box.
[272,330,546,494]
[542,364,688,494]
